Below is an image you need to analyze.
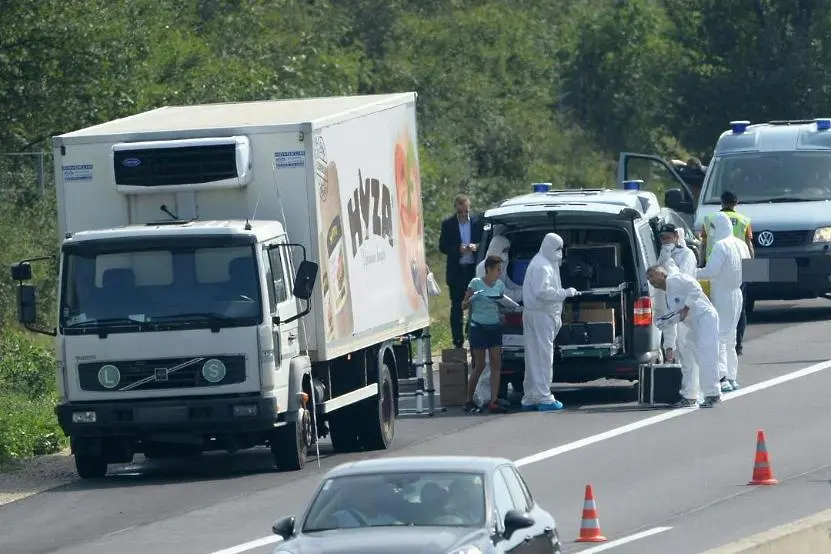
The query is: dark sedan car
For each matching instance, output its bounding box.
[270,456,562,554]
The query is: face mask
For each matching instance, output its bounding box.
[553,251,563,264]
[661,243,674,253]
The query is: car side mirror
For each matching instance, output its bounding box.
[664,188,694,214]
[271,515,296,539]
[17,284,37,325]
[292,261,318,300]
[503,509,534,539]
[10,262,33,281]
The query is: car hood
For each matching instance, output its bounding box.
[695,201,831,231]
[280,526,488,554]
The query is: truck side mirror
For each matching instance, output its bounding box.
[10,262,33,281]
[664,188,693,214]
[293,261,319,300]
[17,284,37,325]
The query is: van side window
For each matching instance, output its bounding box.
[267,246,288,307]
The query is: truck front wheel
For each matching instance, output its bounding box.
[271,406,311,471]
[75,453,107,479]
[358,363,395,451]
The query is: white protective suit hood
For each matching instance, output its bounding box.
[486,235,511,264]
[709,211,733,241]
[539,233,564,267]
[475,235,522,302]
[658,227,697,277]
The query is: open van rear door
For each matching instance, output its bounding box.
[617,152,697,226]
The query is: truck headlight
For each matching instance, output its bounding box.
[812,227,831,243]
[72,411,97,423]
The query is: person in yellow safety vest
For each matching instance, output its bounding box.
[699,190,755,369]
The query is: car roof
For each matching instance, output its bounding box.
[324,456,512,477]
[714,119,831,155]
[491,188,660,218]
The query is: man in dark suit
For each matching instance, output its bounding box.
[439,193,484,348]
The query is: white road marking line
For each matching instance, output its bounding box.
[208,358,831,554]
[209,535,282,554]
[515,357,831,467]
[576,526,673,553]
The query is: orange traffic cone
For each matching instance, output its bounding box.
[748,429,779,486]
[575,484,607,542]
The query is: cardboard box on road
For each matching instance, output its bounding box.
[441,348,468,363]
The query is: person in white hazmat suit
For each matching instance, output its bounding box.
[647,265,722,408]
[472,235,522,408]
[696,211,750,393]
[654,223,701,407]
[521,233,579,412]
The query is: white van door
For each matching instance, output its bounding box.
[617,152,698,227]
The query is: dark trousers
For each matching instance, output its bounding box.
[448,264,476,347]
[736,283,747,348]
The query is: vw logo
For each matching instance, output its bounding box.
[757,230,775,247]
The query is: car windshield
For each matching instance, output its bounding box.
[703,151,831,204]
[301,471,486,532]
[60,238,262,333]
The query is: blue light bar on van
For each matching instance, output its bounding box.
[623,179,643,191]
[730,120,751,134]
[532,182,552,193]
[816,118,831,131]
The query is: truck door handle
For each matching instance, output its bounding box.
[288,333,297,342]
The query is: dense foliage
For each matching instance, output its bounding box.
[2,0,830,461]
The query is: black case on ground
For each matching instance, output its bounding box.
[638,363,683,405]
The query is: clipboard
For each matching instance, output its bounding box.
[494,294,520,309]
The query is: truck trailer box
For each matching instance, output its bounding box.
[52,92,430,363]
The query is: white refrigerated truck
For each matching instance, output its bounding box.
[10,92,433,478]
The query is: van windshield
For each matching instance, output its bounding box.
[703,151,831,204]
[60,239,263,334]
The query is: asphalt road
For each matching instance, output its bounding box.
[2,298,831,554]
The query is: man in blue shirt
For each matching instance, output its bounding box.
[439,194,484,348]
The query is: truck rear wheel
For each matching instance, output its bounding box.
[271,406,311,471]
[75,453,107,479]
[358,363,395,451]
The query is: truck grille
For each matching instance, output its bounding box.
[755,230,811,248]
[78,355,246,392]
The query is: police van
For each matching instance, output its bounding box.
[622,118,831,315]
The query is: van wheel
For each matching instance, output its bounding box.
[358,363,395,451]
[75,453,107,479]
[271,407,310,471]
[328,406,361,453]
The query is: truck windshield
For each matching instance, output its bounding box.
[60,241,263,333]
[703,151,831,204]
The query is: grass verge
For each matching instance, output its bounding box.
[0,330,66,466]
